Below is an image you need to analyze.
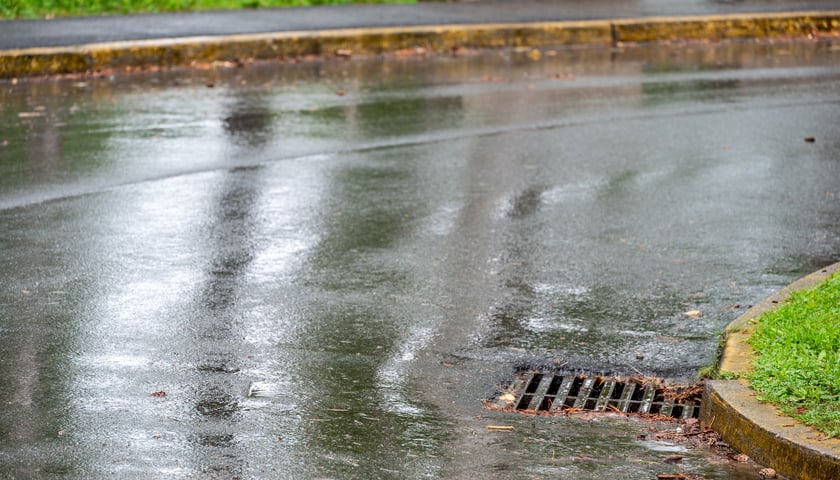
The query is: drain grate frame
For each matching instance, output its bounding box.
[490,371,702,419]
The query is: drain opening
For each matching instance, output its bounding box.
[489,372,702,419]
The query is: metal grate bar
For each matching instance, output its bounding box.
[549,375,575,413]
[496,372,701,419]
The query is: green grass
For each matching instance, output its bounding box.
[1,0,415,20]
[749,272,840,438]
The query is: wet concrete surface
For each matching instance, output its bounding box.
[1,39,840,479]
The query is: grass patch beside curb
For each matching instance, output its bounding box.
[749,272,840,438]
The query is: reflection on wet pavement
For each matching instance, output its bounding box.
[1,39,839,478]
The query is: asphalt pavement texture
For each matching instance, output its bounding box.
[3,39,840,479]
[2,0,840,50]
[4,1,840,478]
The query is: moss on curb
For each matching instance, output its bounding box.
[614,11,840,43]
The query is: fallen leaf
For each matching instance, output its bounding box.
[212,60,240,69]
[498,393,516,404]
[528,49,541,61]
[730,453,749,463]
[758,467,777,479]
[683,310,703,319]
[804,137,816,143]
[394,47,427,57]
[335,49,352,58]
[486,425,514,431]
[663,455,683,464]
[151,391,166,398]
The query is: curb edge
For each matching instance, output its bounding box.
[1,10,840,79]
[700,262,840,480]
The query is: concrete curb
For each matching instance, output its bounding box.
[1,10,839,79]
[700,262,840,480]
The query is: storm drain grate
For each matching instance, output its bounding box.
[491,372,701,419]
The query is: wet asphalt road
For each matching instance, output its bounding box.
[1,39,840,479]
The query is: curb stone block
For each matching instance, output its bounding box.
[1,11,839,79]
